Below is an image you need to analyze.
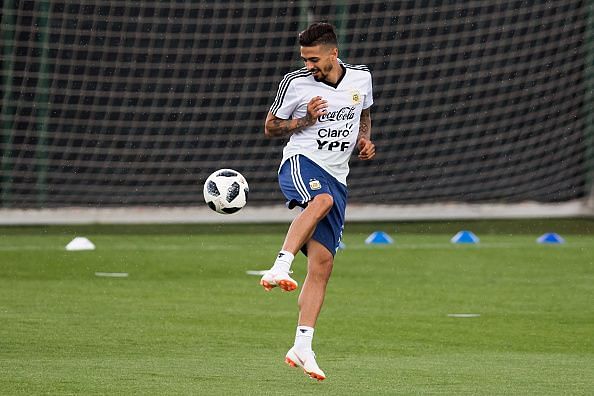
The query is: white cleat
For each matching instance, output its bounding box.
[260,269,298,292]
[285,347,326,381]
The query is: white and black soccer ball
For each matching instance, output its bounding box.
[203,169,249,214]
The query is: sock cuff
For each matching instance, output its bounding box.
[278,250,294,262]
[296,325,314,337]
[273,250,294,273]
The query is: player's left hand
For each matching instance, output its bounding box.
[357,138,375,160]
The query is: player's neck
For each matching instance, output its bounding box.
[323,62,345,85]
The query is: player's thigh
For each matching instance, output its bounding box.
[278,155,332,209]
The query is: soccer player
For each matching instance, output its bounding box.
[260,22,375,381]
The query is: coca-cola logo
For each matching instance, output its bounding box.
[318,106,355,122]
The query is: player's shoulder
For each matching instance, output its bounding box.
[279,67,311,85]
[342,62,372,75]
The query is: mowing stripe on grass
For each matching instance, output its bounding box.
[0,241,591,251]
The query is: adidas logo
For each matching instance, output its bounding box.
[299,329,308,333]
[278,253,285,258]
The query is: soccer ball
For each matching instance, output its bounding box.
[203,169,249,214]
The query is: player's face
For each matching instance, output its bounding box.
[300,45,337,81]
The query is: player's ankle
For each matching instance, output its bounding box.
[271,250,294,272]
[294,325,314,351]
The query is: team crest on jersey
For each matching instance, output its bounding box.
[309,179,322,190]
[351,89,361,105]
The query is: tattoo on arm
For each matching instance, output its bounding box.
[358,108,371,141]
[265,114,314,138]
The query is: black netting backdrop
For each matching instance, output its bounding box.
[1,1,592,208]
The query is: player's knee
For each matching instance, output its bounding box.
[310,256,333,282]
[321,256,333,276]
[309,194,333,219]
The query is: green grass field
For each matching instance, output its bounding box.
[1,220,593,395]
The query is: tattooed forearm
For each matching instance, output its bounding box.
[269,117,307,137]
[265,113,315,137]
[357,108,371,141]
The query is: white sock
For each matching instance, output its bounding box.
[272,250,294,273]
[294,325,314,352]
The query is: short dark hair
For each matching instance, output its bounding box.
[298,22,338,47]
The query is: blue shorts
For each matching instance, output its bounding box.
[278,155,348,256]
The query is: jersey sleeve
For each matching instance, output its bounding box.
[363,71,374,109]
[269,76,300,120]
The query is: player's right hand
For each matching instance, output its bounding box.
[305,96,328,125]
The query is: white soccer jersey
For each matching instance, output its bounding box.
[270,63,373,185]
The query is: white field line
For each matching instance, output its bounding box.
[448,313,481,318]
[245,270,267,276]
[95,272,129,278]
